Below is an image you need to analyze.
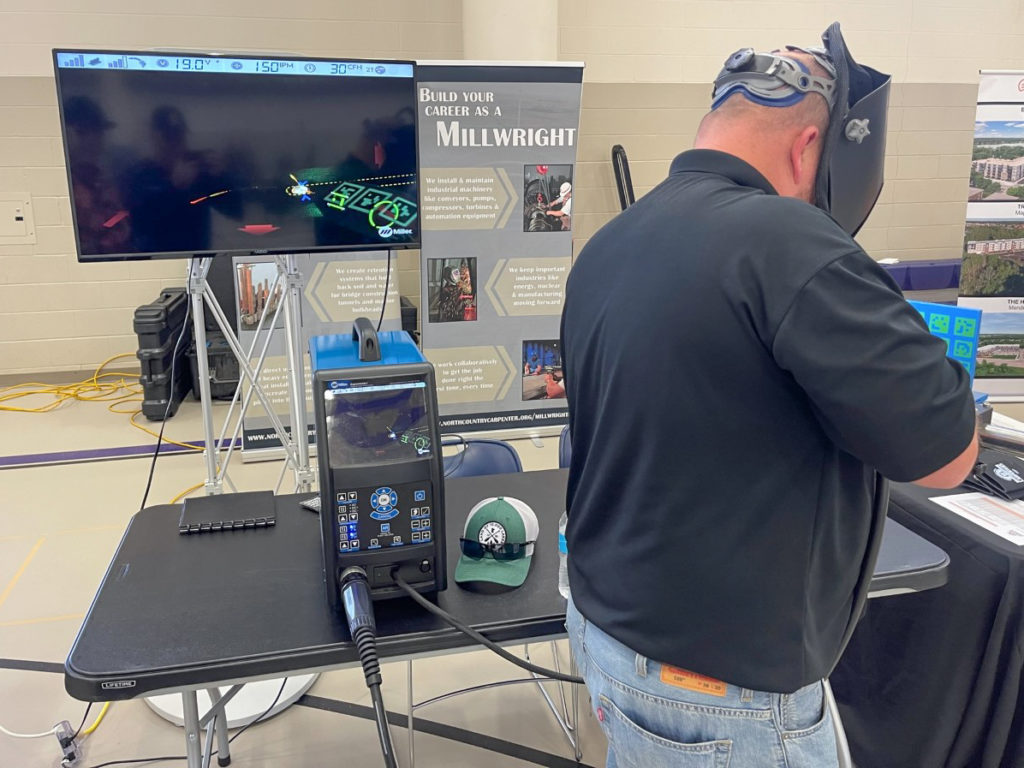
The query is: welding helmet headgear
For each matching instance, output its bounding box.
[711,22,891,236]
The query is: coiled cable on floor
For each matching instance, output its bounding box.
[0,354,142,414]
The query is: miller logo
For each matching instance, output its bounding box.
[101,680,136,690]
[377,225,394,239]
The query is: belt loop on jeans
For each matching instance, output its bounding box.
[741,688,754,703]
[635,654,648,678]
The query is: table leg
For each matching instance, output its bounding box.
[824,678,853,768]
[407,659,416,768]
[526,642,578,753]
[549,640,575,730]
[207,688,231,766]
[182,691,203,768]
[570,652,582,761]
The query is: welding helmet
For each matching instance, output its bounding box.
[711,22,891,236]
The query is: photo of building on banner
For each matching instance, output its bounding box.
[958,74,1024,397]
[416,63,582,433]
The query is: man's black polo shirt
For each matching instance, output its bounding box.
[560,149,975,693]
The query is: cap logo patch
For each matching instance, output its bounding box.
[478,521,507,547]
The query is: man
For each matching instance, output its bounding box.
[436,265,466,322]
[546,181,572,230]
[560,24,977,768]
[62,96,131,255]
[544,368,566,400]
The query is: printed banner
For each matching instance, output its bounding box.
[235,251,400,453]
[417,62,583,432]
[959,71,1024,397]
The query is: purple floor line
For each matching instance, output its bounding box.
[0,439,240,469]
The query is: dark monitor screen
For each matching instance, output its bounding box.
[54,51,419,261]
[323,380,432,468]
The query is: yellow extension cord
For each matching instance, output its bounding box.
[0,353,144,413]
[81,701,110,737]
[0,353,205,452]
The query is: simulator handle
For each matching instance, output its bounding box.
[612,144,636,211]
[352,317,382,362]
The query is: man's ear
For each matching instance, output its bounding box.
[790,125,821,194]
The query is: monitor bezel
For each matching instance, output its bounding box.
[52,48,422,262]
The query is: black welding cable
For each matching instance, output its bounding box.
[393,574,584,685]
[340,567,399,768]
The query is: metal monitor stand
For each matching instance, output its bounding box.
[185,253,315,495]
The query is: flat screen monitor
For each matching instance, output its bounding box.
[53,50,420,261]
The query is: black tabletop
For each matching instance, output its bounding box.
[65,469,948,701]
[870,515,950,593]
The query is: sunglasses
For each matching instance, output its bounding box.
[459,538,534,561]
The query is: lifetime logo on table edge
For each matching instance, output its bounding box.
[101,680,137,690]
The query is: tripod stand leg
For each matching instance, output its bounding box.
[279,254,314,492]
[188,258,223,495]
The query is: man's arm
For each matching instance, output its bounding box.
[912,430,978,489]
[771,252,977,485]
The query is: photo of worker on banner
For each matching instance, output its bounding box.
[523,164,573,232]
[522,339,565,400]
[427,257,477,323]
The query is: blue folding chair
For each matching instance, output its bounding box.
[442,437,523,478]
[558,425,571,469]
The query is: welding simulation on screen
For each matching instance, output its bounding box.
[324,383,432,468]
[53,52,419,260]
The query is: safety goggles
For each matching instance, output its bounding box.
[459,538,534,561]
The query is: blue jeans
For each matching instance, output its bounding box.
[566,599,837,768]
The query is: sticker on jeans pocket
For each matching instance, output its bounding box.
[659,665,727,697]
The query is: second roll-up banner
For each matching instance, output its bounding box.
[417,62,584,434]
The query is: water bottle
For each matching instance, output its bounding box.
[557,511,570,599]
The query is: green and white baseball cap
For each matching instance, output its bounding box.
[454,497,540,588]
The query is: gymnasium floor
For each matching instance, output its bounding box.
[0,382,604,768]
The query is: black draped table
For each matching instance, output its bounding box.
[832,482,1024,768]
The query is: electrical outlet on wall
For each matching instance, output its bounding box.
[0,198,36,245]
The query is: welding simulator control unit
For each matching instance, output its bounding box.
[311,319,446,610]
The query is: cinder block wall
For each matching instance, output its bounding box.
[571,81,977,262]
[562,0,1021,262]
[2,0,1020,375]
